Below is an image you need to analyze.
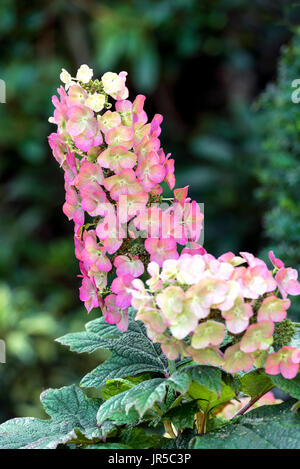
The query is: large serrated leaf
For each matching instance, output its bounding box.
[119,427,166,449]
[164,401,199,430]
[186,365,223,395]
[222,372,241,396]
[0,385,103,449]
[188,381,235,413]
[241,369,274,399]
[190,400,300,449]
[80,317,169,388]
[97,374,191,425]
[270,374,300,399]
[167,370,191,394]
[56,317,122,353]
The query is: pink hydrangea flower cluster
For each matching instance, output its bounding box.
[130,250,300,379]
[48,66,203,331]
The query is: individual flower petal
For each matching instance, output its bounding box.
[60,68,72,85]
[81,234,112,272]
[101,71,128,99]
[136,306,166,334]
[79,275,99,313]
[174,186,189,207]
[181,243,207,256]
[103,169,143,201]
[240,321,274,353]
[145,238,179,267]
[114,255,144,278]
[105,125,133,149]
[74,161,104,190]
[63,187,84,226]
[187,346,224,367]
[156,286,198,339]
[218,252,245,266]
[134,207,162,238]
[223,343,254,373]
[186,278,229,319]
[257,296,290,322]
[233,265,277,299]
[146,261,162,291]
[86,93,105,112]
[265,346,300,379]
[80,184,107,216]
[117,193,148,224]
[275,267,300,298]
[221,296,253,334]
[103,294,121,325]
[98,111,122,133]
[191,320,225,349]
[269,250,285,269]
[98,146,136,174]
[111,274,134,308]
[76,64,93,83]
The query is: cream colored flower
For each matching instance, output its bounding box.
[60,68,72,85]
[76,64,93,83]
[86,93,106,112]
[101,72,123,95]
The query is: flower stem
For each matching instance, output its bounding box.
[234,386,275,417]
[163,420,177,438]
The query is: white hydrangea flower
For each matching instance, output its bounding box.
[60,68,72,85]
[160,259,179,282]
[85,93,106,112]
[177,254,206,285]
[76,64,93,83]
[101,71,123,95]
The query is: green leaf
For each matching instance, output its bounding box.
[0,385,103,449]
[101,375,150,400]
[71,311,168,388]
[186,366,223,395]
[56,317,122,353]
[270,374,300,400]
[164,401,199,430]
[97,375,191,425]
[120,427,165,449]
[168,370,191,394]
[190,400,300,449]
[85,443,131,449]
[188,382,235,414]
[163,429,195,449]
[240,369,274,399]
[222,372,241,396]
[101,379,136,400]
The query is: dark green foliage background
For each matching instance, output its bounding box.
[0,0,299,420]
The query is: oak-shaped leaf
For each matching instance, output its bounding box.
[0,385,105,449]
[97,372,191,425]
[57,310,169,388]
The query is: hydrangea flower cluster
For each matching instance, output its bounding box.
[130,250,300,379]
[48,65,203,331]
